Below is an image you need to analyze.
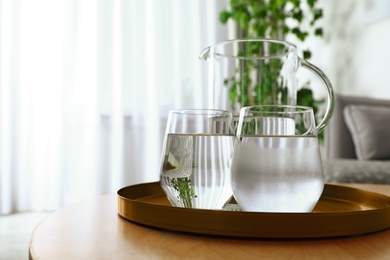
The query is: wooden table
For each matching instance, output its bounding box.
[29,183,390,259]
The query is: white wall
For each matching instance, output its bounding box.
[309,0,390,99]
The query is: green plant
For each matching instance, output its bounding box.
[171,177,196,208]
[220,0,323,58]
[219,0,326,137]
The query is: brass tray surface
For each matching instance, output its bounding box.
[117,182,390,238]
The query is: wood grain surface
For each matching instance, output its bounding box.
[29,183,390,259]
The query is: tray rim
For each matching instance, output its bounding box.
[117,182,390,238]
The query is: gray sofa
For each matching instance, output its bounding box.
[323,94,390,184]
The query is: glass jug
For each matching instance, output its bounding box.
[199,38,334,133]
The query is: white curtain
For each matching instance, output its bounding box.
[0,0,228,214]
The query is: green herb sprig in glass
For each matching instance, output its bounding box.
[171,177,196,208]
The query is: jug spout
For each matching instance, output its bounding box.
[199,47,210,60]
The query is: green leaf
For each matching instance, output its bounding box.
[307,0,316,9]
[314,28,323,37]
[303,50,311,60]
[297,88,314,106]
[219,10,231,24]
[291,0,300,8]
[292,9,303,22]
[282,24,290,34]
[292,27,308,41]
[239,12,251,31]
[291,27,300,36]
[313,9,323,21]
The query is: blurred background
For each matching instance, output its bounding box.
[1,0,390,257]
[1,0,390,213]
[1,0,390,214]
[0,0,227,215]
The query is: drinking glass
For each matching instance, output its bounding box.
[231,105,324,212]
[159,109,235,210]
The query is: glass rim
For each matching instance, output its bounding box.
[169,109,232,116]
[206,38,297,60]
[241,105,314,115]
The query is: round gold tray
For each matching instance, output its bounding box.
[117,182,390,238]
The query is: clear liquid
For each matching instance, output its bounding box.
[231,136,324,212]
[160,133,234,209]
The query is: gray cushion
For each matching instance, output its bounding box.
[324,94,390,160]
[343,104,390,160]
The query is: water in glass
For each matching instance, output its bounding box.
[160,133,234,210]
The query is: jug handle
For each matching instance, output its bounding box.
[300,59,334,133]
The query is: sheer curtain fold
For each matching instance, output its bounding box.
[0,0,227,214]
